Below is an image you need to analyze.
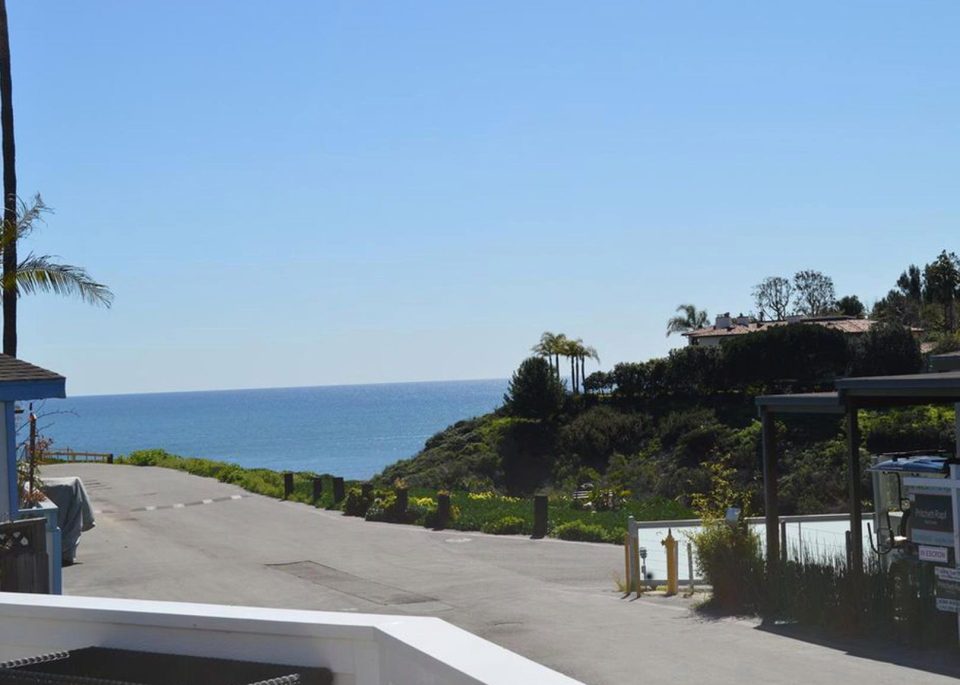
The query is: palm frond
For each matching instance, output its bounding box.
[11,253,114,307]
[0,194,49,250]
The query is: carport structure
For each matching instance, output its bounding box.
[756,371,960,569]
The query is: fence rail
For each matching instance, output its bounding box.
[43,451,113,464]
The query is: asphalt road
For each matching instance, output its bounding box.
[48,463,960,685]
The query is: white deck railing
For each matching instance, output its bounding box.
[0,593,582,685]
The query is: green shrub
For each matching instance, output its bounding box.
[690,522,763,612]
[342,487,374,517]
[553,520,611,543]
[481,515,527,535]
[365,491,418,524]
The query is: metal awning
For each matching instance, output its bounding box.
[753,370,960,572]
[836,370,960,406]
[755,391,843,414]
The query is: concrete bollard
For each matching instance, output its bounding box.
[436,493,451,529]
[283,472,294,499]
[311,477,323,502]
[532,494,548,538]
[395,487,408,515]
[333,477,345,503]
[361,482,373,499]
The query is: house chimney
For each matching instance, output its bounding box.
[715,313,733,329]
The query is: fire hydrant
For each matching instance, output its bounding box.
[662,528,679,596]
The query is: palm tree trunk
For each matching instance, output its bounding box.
[580,356,585,393]
[0,0,16,357]
[554,353,560,380]
[569,356,576,394]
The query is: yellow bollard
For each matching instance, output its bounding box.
[662,528,679,596]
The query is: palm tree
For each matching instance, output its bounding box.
[579,344,599,391]
[0,0,17,355]
[0,195,113,316]
[666,304,709,337]
[531,331,559,376]
[532,331,568,382]
[560,338,587,394]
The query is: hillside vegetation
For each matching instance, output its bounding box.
[379,322,954,514]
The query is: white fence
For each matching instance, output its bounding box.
[627,513,875,586]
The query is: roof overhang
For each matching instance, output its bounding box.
[757,371,960,414]
[755,392,844,414]
[836,370,960,407]
[0,355,66,402]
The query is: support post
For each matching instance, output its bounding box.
[282,472,294,499]
[780,520,788,564]
[532,494,548,538]
[395,487,408,515]
[628,516,640,596]
[846,405,863,574]
[311,477,323,503]
[436,492,451,530]
[760,407,779,568]
[332,477,345,503]
[687,542,695,593]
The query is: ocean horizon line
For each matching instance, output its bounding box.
[64,376,510,401]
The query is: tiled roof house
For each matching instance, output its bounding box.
[683,314,921,347]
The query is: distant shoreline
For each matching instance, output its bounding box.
[66,377,510,400]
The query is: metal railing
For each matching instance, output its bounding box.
[42,451,113,464]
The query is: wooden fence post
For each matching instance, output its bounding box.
[532,494,548,538]
[283,472,294,499]
[436,493,451,530]
[332,477,345,504]
[311,477,323,503]
[395,487,408,515]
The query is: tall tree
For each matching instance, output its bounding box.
[665,304,708,336]
[752,276,793,321]
[502,356,564,420]
[924,250,960,333]
[897,265,923,301]
[835,294,865,318]
[531,331,567,381]
[579,344,599,393]
[792,270,836,317]
[0,0,16,356]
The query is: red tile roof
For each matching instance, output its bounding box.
[683,317,919,339]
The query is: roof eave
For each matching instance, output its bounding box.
[0,377,66,402]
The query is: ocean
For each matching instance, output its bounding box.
[32,379,508,480]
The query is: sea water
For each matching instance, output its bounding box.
[33,379,507,479]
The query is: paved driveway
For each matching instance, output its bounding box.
[47,463,960,685]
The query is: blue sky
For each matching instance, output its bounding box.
[8,1,960,395]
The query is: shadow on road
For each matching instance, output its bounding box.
[755,620,960,680]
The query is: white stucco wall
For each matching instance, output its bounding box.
[0,593,582,685]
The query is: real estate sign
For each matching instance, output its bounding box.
[911,492,954,547]
[935,567,960,613]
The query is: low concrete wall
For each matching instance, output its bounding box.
[0,593,581,685]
